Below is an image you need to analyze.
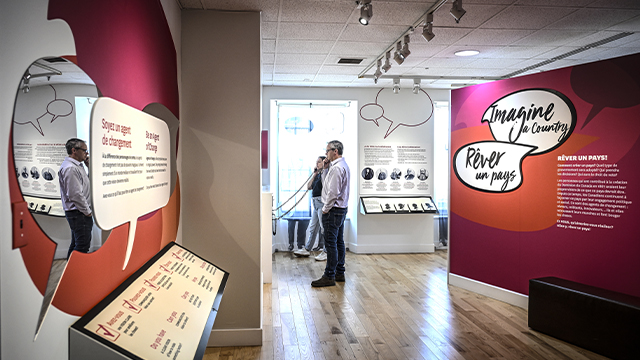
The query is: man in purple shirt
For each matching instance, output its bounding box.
[59,138,92,259]
[312,140,350,287]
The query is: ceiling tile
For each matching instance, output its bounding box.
[545,8,640,30]
[263,39,276,53]
[403,44,449,58]
[262,22,278,39]
[340,24,411,43]
[480,5,577,29]
[588,0,640,9]
[448,68,509,77]
[274,64,322,74]
[466,57,527,69]
[263,53,275,64]
[279,1,355,24]
[331,42,390,57]
[454,28,534,46]
[537,59,584,70]
[318,65,367,75]
[418,57,479,68]
[273,74,312,81]
[314,74,358,82]
[513,29,595,46]
[514,0,591,6]
[275,53,327,65]
[278,22,345,40]
[480,45,556,58]
[608,14,640,31]
[277,40,335,54]
[180,0,203,9]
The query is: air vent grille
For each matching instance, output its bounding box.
[338,58,363,64]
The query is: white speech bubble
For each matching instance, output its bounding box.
[90,98,171,270]
[453,141,536,193]
[360,88,434,139]
[481,89,576,155]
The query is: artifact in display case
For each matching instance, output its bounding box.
[360,196,437,215]
[69,242,229,360]
[395,202,410,213]
[422,197,437,212]
[381,202,396,212]
[408,201,424,213]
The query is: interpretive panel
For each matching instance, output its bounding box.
[359,144,432,196]
[70,242,229,360]
[90,97,171,268]
[90,97,170,230]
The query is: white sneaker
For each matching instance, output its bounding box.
[294,249,310,257]
[315,251,327,261]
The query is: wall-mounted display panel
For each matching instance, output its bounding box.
[359,144,432,196]
[360,196,437,214]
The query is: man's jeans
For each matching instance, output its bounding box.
[322,207,347,279]
[305,196,324,251]
[65,210,93,258]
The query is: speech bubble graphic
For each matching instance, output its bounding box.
[481,89,576,155]
[570,61,640,129]
[13,84,73,136]
[453,141,536,193]
[47,98,73,122]
[359,103,383,126]
[90,98,171,270]
[360,88,434,139]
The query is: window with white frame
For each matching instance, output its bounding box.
[273,100,357,219]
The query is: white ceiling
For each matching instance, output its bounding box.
[177,0,640,89]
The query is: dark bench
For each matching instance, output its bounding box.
[528,277,640,360]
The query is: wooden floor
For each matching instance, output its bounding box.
[204,250,609,360]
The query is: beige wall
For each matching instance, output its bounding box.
[181,10,263,345]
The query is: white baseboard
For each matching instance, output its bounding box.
[207,328,262,347]
[349,242,435,254]
[448,273,529,309]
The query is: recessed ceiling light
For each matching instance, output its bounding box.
[455,50,479,57]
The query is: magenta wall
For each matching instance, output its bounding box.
[450,53,640,297]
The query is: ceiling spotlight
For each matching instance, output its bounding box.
[400,35,411,59]
[393,41,404,65]
[374,59,382,83]
[450,0,466,24]
[413,79,421,94]
[358,0,372,26]
[382,51,391,72]
[392,78,400,94]
[422,13,435,42]
[23,86,30,94]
